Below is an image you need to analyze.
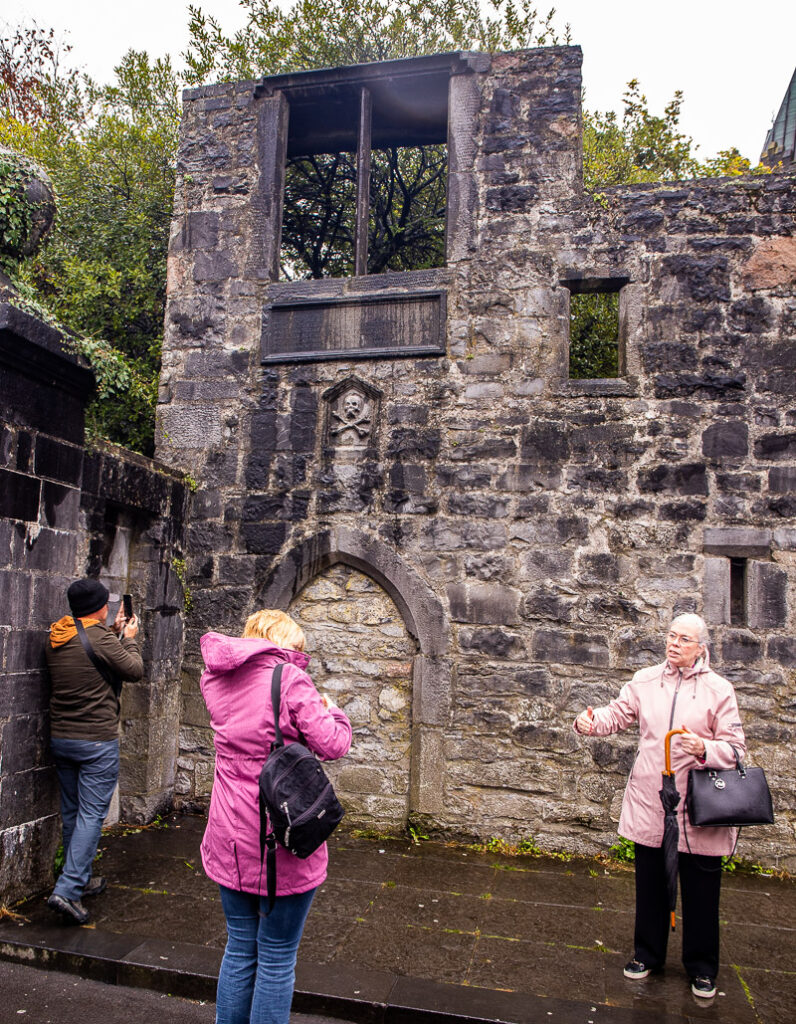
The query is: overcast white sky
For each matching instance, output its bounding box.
[4,0,794,163]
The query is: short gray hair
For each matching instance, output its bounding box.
[670,613,709,647]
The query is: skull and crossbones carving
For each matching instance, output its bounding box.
[331,389,371,442]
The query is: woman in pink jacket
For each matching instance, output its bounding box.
[200,609,352,1024]
[574,613,745,1001]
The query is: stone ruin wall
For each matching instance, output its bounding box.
[0,306,189,901]
[159,46,796,867]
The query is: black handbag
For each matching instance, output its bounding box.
[258,664,345,913]
[686,746,774,828]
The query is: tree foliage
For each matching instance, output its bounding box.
[0,30,178,454]
[0,5,771,444]
[183,0,569,83]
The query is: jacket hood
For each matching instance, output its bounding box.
[200,632,310,674]
[49,614,103,648]
[663,647,712,681]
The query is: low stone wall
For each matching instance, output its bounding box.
[0,305,188,903]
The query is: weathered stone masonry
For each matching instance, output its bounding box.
[159,47,796,867]
[0,305,188,902]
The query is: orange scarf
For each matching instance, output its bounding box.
[49,615,103,648]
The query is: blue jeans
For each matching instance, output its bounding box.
[51,737,119,901]
[216,884,316,1024]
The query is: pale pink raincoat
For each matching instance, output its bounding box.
[199,632,352,895]
[587,653,746,856]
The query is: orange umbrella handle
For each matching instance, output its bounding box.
[664,728,686,776]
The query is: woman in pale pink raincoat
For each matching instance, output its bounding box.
[200,609,352,1024]
[574,613,745,1001]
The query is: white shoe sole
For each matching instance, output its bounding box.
[624,967,651,979]
[691,981,717,998]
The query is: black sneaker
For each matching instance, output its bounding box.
[691,976,717,998]
[47,893,89,925]
[623,959,653,979]
[82,876,106,898]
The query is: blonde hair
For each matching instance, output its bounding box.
[242,609,305,652]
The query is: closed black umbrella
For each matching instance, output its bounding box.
[660,729,686,930]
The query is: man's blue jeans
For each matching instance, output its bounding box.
[216,884,316,1024]
[50,737,119,901]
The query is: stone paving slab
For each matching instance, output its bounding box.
[1,813,794,1023]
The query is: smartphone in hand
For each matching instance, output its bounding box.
[123,594,133,620]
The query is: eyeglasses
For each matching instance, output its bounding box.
[667,631,699,645]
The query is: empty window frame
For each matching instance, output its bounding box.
[563,277,629,379]
[729,557,747,626]
[277,62,450,280]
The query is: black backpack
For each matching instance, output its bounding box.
[258,663,345,912]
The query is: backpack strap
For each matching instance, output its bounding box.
[271,662,285,747]
[74,618,122,708]
[259,663,285,916]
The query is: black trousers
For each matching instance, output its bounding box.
[633,842,722,979]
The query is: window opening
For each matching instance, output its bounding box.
[563,278,628,379]
[277,64,449,281]
[730,557,747,626]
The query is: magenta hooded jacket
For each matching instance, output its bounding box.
[586,653,746,856]
[199,632,352,896]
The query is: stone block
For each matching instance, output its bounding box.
[21,527,78,574]
[637,463,708,496]
[386,428,441,460]
[0,468,40,521]
[769,467,796,493]
[447,493,508,518]
[521,421,570,462]
[409,726,444,814]
[703,528,772,557]
[532,629,609,667]
[0,569,32,627]
[768,637,796,667]
[747,561,788,629]
[702,421,748,458]
[754,433,796,461]
[0,670,48,717]
[182,211,220,250]
[5,629,47,673]
[40,481,81,529]
[458,627,523,658]
[0,814,60,903]
[33,436,83,486]
[447,582,521,625]
[721,630,762,664]
[0,713,49,773]
[193,251,238,282]
[702,556,730,625]
[0,765,59,823]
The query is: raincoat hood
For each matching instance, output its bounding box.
[197,630,351,899]
[662,648,711,684]
[199,631,310,674]
[49,614,102,648]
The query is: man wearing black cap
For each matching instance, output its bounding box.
[45,578,143,924]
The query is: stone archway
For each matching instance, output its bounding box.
[288,564,414,828]
[259,528,451,819]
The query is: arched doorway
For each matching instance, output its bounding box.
[259,527,451,824]
[289,564,415,828]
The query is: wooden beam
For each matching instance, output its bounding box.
[354,87,372,277]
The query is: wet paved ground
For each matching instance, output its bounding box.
[1,813,794,1023]
[0,958,345,1024]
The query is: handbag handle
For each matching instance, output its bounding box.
[664,728,686,776]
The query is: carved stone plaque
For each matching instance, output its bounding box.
[262,291,446,363]
[323,376,382,450]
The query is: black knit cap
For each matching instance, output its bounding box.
[67,578,109,618]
